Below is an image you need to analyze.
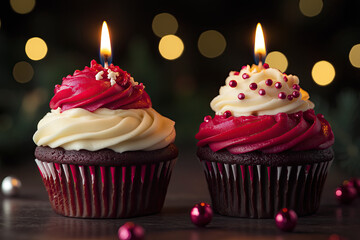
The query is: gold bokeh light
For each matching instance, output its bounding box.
[10,0,36,14]
[25,37,48,61]
[152,13,178,38]
[158,35,184,60]
[349,44,360,68]
[13,61,34,83]
[299,0,323,17]
[265,51,288,72]
[312,60,335,86]
[198,30,226,58]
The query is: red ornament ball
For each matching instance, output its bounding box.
[118,222,145,240]
[335,183,357,204]
[348,178,360,196]
[275,208,298,232]
[190,202,213,227]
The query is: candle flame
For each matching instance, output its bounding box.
[254,23,266,63]
[100,21,111,60]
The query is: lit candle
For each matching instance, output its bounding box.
[254,23,266,66]
[100,21,112,68]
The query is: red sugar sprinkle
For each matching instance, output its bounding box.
[265,79,273,86]
[263,63,269,69]
[292,91,300,98]
[223,111,232,118]
[229,80,237,88]
[233,71,240,76]
[283,76,288,82]
[249,83,258,90]
[275,82,282,89]
[278,92,286,99]
[204,115,212,122]
[258,89,266,95]
[241,66,247,70]
[242,73,250,79]
[287,95,294,101]
[292,84,300,90]
[238,93,245,100]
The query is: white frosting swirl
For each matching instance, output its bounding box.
[210,65,314,116]
[33,108,176,153]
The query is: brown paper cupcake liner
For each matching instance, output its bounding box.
[35,158,177,218]
[200,159,333,218]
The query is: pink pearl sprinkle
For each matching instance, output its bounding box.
[204,115,212,122]
[265,79,273,86]
[242,73,250,79]
[249,83,257,90]
[229,80,237,88]
[223,111,232,118]
[283,76,288,82]
[287,95,294,101]
[275,82,282,89]
[258,89,266,95]
[292,84,300,90]
[292,91,300,98]
[278,92,286,99]
[263,63,269,69]
[233,71,240,76]
[238,93,245,100]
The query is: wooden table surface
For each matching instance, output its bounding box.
[1,148,359,240]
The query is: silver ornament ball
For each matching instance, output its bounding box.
[1,176,22,197]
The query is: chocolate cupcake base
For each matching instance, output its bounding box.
[197,147,334,218]
[35,144,178,218]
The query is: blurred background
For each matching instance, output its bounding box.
[0,0,359,174]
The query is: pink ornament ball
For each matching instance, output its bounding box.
[190,202,213,227]
[275,208,298,232]
[118,222,145,240]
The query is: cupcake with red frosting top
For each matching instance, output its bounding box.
[33,60,178,218]
[196,64,334,218]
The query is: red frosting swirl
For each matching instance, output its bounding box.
[50,60,151,112]
[196,109,334,154]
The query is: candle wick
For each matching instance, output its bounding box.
[104,62,109,69]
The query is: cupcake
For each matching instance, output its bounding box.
[33,60,178,218]
[195,64,334,218]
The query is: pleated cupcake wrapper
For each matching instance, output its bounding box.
[35,158,177,218]
[200,159,333,218]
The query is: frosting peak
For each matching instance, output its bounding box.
[50,60,151,112]
[210,65,314,117]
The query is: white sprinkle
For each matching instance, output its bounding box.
[95,71,104,80]
[129,77,139,86]
[110,78,117,86]
[107,69,119,86]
